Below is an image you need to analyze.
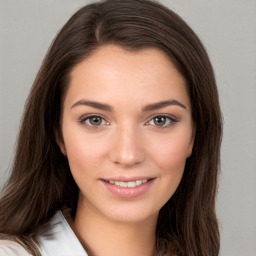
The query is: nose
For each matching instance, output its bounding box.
[109,125,146,167]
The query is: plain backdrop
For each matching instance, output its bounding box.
[0,1,255,255]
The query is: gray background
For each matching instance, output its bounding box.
[0,1,255,255]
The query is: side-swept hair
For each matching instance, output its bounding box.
[0,0,222,255]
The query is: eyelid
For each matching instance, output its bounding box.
[78,113,178,128]
[79,114,110,127]
[145,114,178,128]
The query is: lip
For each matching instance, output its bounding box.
[101,177,156,198]
[103,176,154,182]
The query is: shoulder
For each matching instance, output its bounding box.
[36,210,87,256]
[0,240,32,256]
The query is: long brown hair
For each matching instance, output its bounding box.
[0,0,222,255]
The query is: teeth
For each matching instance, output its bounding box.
[108,179,149,188]
[136,180,142,186]
[119,182,127,187]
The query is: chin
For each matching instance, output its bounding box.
[97,200,161,225]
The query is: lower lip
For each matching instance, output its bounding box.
[102,179,155,198]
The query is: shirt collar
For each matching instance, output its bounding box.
[37,211,88,256]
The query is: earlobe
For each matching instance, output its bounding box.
[54,127,67,156]
[58,139,67,156]
[186,125,196,158]
[186,141,194,158]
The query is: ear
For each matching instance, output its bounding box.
[186,125,196,158]
[54,127,67,156]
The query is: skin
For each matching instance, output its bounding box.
[57,44,194,256]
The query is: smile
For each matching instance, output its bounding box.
[107,179,148,188]
[102,177,155,197]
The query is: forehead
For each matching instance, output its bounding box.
[71,44,180,77]
[66,44,190,108]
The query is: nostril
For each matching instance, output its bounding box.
[111,153,146,167]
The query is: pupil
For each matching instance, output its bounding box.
[91,117,101,125]
[154,116,166,126]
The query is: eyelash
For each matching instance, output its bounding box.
[79,115,110,128]
[145,114,178,128]
[79,114,178,129]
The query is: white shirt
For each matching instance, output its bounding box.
[0,211,88,256]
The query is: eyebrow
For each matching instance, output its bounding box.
[142,99,187,111]
[71,99,187,112]
[71,100,113,112]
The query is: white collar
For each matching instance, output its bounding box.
[37,211,88,256]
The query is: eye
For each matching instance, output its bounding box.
[147,115,177,128]
[80,115,109,127]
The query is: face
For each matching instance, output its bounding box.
[58,44,194,224]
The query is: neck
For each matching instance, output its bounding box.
[73,199,158,256]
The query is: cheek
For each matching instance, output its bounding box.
[151,135,191,172]
[149,138,189,209]
[62,130,108,173]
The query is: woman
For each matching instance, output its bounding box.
[0,0,222,255]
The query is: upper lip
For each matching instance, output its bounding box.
[102,176,155,182]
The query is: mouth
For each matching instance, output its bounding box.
[105,178,153,188]
[101,177,156,197]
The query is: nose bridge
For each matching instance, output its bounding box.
[110,123,146,167]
